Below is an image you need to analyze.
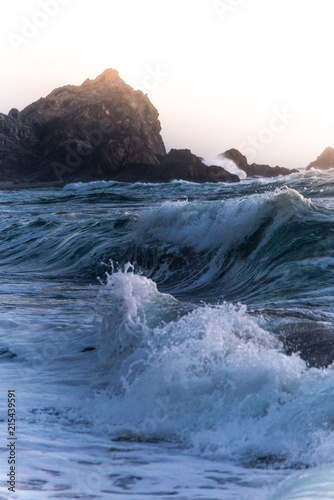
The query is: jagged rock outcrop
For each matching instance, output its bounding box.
[0,108,39,183]
[219,148,298,177]
[307,147,334,170]
[0,69,166,186]
[114,149,240,183]
[0,70,240,187]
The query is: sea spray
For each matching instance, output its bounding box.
[1,170,334,498]
[90,267,334,467]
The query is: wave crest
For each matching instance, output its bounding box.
[89,268,334,468]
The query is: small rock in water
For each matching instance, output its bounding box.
[0,348,17,360]
[81,346,96,353]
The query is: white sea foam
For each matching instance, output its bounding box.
[89,268,334,468]
[133,187,312,254]
[204,156,248,179]
[268,463,334,499]
[1,176,334,499]
[63,180,118,191]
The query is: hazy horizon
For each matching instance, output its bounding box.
[2,0,334,169]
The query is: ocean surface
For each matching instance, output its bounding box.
[1,168,334,499]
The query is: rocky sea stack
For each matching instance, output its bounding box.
[307,147,334,170]
[219,148,298,178]
[0,69,238,187]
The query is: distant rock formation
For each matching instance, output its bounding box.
[219,148,298,178]
[0,69,239,187]
[0,69,166,185]
[114,149,240,183]
[307,147,334,170]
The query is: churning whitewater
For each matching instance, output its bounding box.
[0,168,334,499]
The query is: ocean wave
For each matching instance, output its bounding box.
[268,463,334,499]
[120,187,334,307]
[0,185,333,308]
[87,268,334,468]
[63,180,119,191]
[133,187,312,253]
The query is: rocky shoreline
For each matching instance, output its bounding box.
[1,69,331,188]
[307,147,334,171]
[220,149,299,178]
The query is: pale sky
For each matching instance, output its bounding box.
[1,0,334,169]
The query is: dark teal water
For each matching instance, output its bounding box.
[1,171,334,499]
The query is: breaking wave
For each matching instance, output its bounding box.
[87,267,334,469]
